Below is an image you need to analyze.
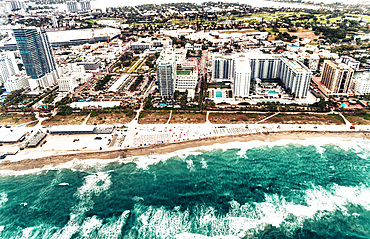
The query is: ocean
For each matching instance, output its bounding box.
[0,137,369,238]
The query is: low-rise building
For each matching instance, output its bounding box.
[287,43,300,52]
[77,58,101,71]
[341,56,360,71]
[57,64,91,92]
[4,74,30,92]
[352,72,370,95]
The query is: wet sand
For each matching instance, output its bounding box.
[0,131,369,171]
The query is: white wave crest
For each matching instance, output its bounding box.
[51,172,112,239]
[0,137,368,176]
[120,183,370,238]
[0,193,7,207]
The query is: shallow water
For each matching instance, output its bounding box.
[0,137,369,238]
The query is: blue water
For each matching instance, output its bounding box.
[0,138,369,238]
[341,103,349,108]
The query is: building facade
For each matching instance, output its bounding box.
[279,58,312,98]
[175,70,197,91]
[234,56,251,98]
[0,52,19,85]
[57,64,89,92]
[351,72,370,95]
[249,54,282,80]
[4,74,30,92]
[13,27,57,81]
[340,56,360,71]
[321,60,354,95]
[211,54,234,82]
[156,50,176,97]
[66,1,78,13]
[79,0,91,12]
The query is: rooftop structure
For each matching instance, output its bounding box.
[46,28,120,47]
[27,132,47,148]
[70,101,121,109]
[49,125,113,134]
[340,56,360,71]
[0,128,27,143]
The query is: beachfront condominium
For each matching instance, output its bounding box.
[0,52,19,85]
[13,27,58,90]
[279,58,312,98]
[13,27,56,79]
[234,55,251,98]
[211,54,234,82]
[249,54,282,80]
[156,49,176,97]
[210,52,312,99]
[321,60,354,95]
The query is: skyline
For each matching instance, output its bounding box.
[52,0,342,12]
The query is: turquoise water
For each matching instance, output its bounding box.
[0,138,369,238]
[268,90,279,94]
[341,103,348,108]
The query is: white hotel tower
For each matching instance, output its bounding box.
[234,55,251,98]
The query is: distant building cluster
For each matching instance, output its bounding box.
[66,0,91,13]
[0,27,93,93]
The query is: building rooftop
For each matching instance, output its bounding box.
[0,128,28,143]
[177,70,191,75]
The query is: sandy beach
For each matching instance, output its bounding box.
[1,130,369,171]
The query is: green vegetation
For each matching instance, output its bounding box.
[3,89,25,107]
[95,75,112,91]
[43,90,57,104]
[90,106,134,118]
[129,75,144,92]
[57,105,73,116]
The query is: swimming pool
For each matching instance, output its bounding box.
[340,103,348,108]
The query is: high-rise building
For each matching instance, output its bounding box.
[0,52,19,85]
[321,60,354,95]
[234,55,251,98]
[66,1,78,13]
[249,54,281,80]
[279,58,312,99]
[156,49,176,97]
[210,52,313,99]
[8,0,26,11]
[211,54,234,82]
[13,27,57,81]
[80,0,91,12]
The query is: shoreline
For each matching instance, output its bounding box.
[0,131,369,172]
